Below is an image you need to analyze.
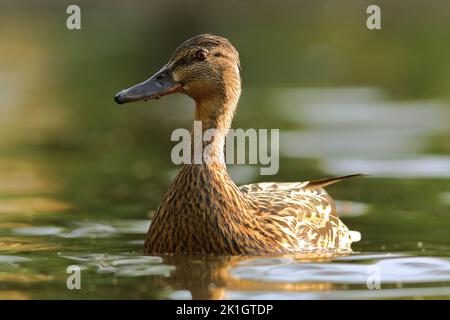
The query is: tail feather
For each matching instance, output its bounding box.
[349,230,361,243]
[305,173,368,189]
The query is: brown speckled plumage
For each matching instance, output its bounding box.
[116,34,362,255]
[145,162,361,254]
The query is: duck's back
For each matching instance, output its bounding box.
[239,175,362,252]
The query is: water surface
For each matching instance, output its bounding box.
[1,87,449,299]
[0,1,449,300]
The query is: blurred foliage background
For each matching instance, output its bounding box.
[1,0,449,148]
[0,0,449,220]
[0,0,450,299]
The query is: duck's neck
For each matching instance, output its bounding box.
[191,83,241,166]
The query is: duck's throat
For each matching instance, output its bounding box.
[192,91,239,165]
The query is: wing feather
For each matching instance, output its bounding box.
[239,176,362,252]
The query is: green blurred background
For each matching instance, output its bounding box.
[0,0,449,299]
[2,0,450,148]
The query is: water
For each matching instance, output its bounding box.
[1,86,449,299]
[1,1,450,300]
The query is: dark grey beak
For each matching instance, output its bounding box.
[114,68,181,105]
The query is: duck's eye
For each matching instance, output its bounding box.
[195,50,208,60]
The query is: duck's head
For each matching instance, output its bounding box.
[114,34,241,105]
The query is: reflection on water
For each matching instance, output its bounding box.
[0,8,449,298]
[322,155,450,178]
[1,214,450,299]
[0,255,31,266]
[12,220,149,238]
[0,160,59,195]
[276,88,450,178]
[1,83,450,299]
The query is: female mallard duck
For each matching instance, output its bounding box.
[115,34,362,255]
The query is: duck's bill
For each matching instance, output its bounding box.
[114,68,181,105]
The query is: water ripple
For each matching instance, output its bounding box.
[231,256,450,285]
[0,255,31,267]
[59,253,174,277]
[12,220,149,238]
